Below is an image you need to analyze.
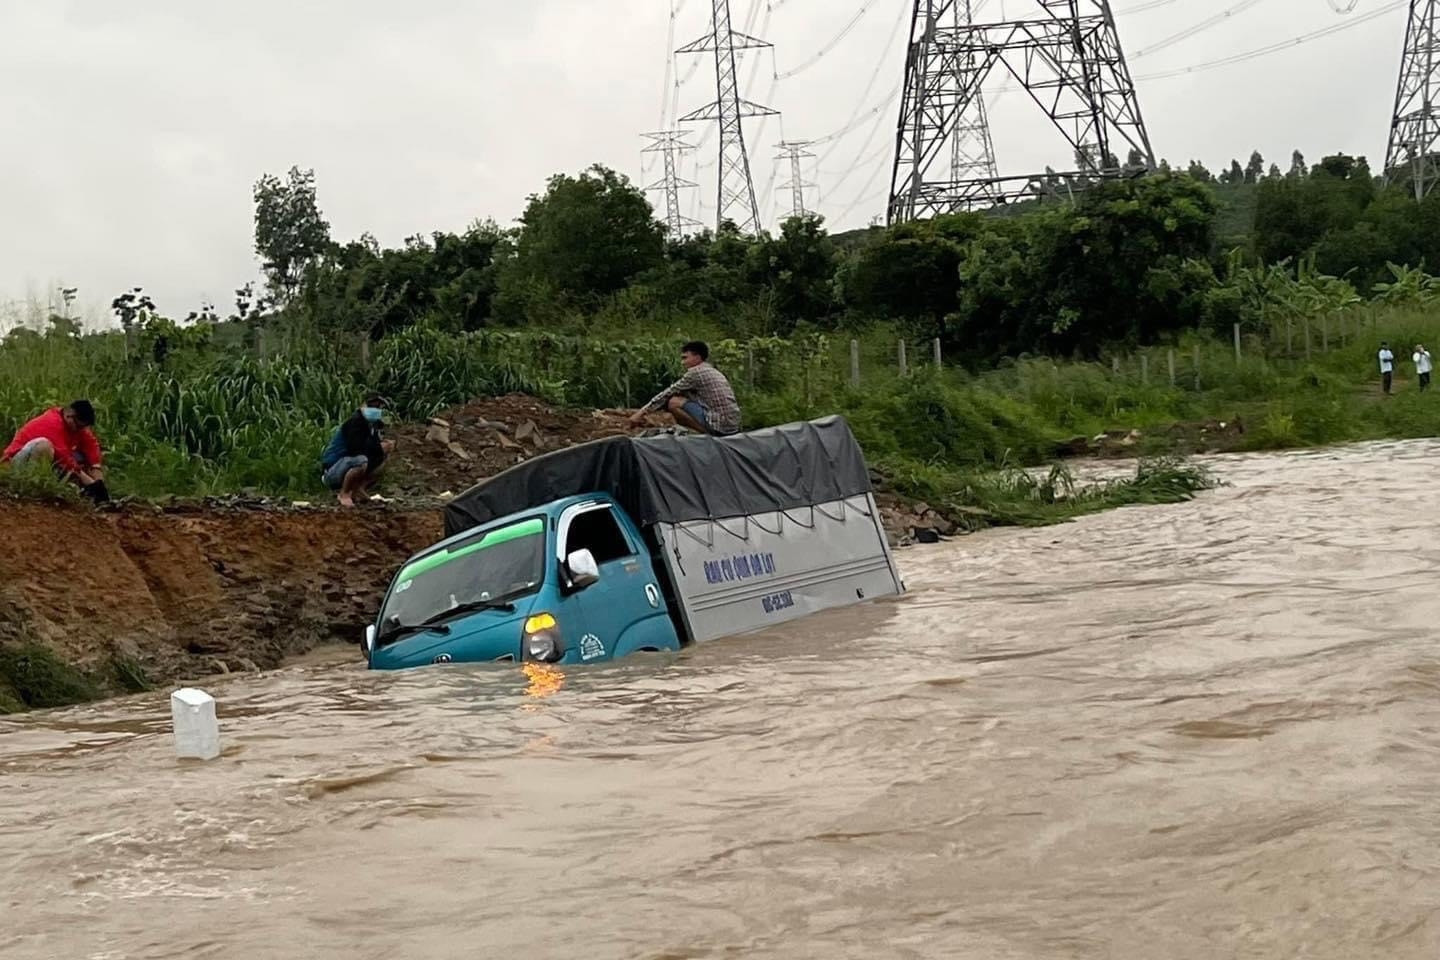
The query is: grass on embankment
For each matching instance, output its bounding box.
[0,640,152,715]
[882,456,1216,532]
[2,305,1433,540]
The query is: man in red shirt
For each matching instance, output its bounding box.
[2,400,110,501]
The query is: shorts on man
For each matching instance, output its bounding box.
[9,438,92,475]
[680,400,714,433]
[322,454,371,490]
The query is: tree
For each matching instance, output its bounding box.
[1245,151,1265,184]
[301,222,507,335]
[1186,160,1214,183]
[1255,154,1376,264]
[253,167,331,305]
[1267,163,1283,181]
[1288,150,1308,179]
[498,165,665,315]
[111,287,156,332]
[746,215,839,332]
[841,215,977,322]
[1222,159,1245,185]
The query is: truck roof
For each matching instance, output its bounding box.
[443,416,874,539]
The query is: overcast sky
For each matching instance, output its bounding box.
[0,0,1410,325]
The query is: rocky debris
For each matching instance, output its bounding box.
[387,394,670,499]
[514,419,543,448]
[1057,417,1246,460]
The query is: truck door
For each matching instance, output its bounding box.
[557,502,680,661]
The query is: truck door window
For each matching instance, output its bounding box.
[565,508,633,565]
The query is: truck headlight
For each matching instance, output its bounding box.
[524,613,562,663]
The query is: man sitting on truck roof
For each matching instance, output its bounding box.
[629,340,741,437]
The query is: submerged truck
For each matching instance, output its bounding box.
[363,416,905,669]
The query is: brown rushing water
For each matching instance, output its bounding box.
[5,441,1440,960]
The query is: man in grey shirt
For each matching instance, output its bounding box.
[629,340,742,436]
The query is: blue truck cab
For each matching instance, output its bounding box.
[365,494,682,668]
[364,417,904,671]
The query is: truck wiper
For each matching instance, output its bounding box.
[420,595,518,626]
[375,621,452,648]
[377,586,531,648]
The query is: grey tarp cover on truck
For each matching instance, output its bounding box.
[442,415,873,537]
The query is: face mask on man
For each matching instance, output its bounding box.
[361,406,384,423]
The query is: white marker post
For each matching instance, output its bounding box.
[170,688,221,760]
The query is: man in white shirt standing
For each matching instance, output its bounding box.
[1414,343,1432,392]
[1379,342,1395,395]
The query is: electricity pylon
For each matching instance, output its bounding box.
[1385,0,1440,200]
[776,140,816,219]
[678,0,778,233]
[889,0,1154,223]
[642,131,703,237]
[949,0,999,185]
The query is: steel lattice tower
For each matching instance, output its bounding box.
[1385,1,1440,200]
[678,0,778,233]
[949,0,999,184]
[889,0,1155,224]
[642,131,703,237]
[776,140,816,219]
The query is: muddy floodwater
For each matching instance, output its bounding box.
[6,441,1440,959]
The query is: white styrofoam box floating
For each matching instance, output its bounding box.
[170,687,221,761]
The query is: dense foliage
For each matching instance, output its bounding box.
[6,148,1440,511]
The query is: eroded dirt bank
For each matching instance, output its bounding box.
[0,499,441,702]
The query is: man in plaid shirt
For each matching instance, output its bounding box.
[629,340,742,436]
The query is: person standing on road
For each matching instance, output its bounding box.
[321,394,395,507]
[1414,344,1432,392]
[629,340,742,437]
[1379,342,1395,395]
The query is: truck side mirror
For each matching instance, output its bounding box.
[566,549,601,590]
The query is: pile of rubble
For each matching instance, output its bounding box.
[387,395,671,499]
[1056,417,1246,460]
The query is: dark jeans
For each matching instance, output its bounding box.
[1422,372,1432,392]
[1383,371,1394,394]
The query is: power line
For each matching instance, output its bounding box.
[1132,0,1270,59]
[813,1,909,154]
[1115,0,1183,13]
[1134,0,1405,80]
[773,2,876,80]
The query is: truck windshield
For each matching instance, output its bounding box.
[379,517,546,634]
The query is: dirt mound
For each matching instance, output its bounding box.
[387,394,671,498]
[0,498,440,707]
